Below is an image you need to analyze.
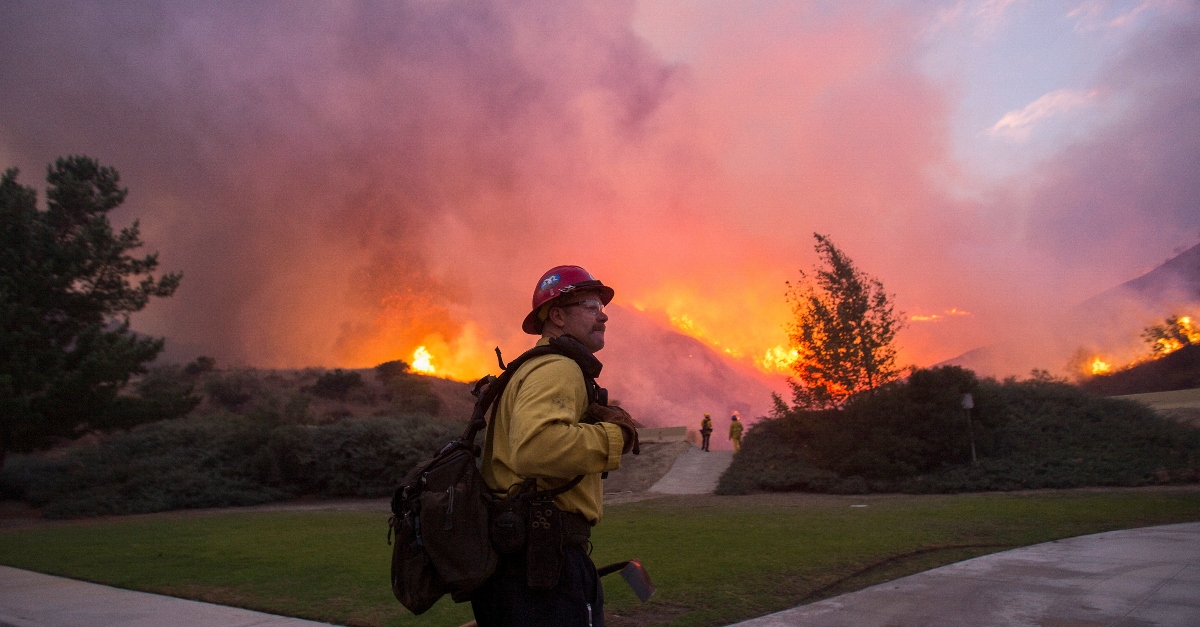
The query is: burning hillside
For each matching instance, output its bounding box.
[1080,343,1200,396]
[1071,313,1199,393]
[946,242,1200,379]
[599,305,780,435]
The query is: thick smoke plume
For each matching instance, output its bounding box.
[3,1,1199,424]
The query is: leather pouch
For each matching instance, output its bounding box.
[525,498,563,590]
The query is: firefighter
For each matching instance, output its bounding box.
[471,265,639,627]
[700,413,713,451]
[729,412,744,453]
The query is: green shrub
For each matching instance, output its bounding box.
[259,415,463,497]
[3,414,280,518]
[182,355,217,377]
[306,369,364,400]
[2,412,464,518]
[719,368,1200,495]
[101,365,203,429]
[384,373,442,416]
[203,369,262,412]
[374,360,410,382]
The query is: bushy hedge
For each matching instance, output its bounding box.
[2,413,463,518]
[718,367,1200,495]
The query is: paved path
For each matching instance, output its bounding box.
[647,444,732,494]
[730,521,1200,627]
[0,566,340,627]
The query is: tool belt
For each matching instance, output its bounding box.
[561,511,591,547]
[490,489,593,590]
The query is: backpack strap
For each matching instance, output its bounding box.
[469,335,608,497]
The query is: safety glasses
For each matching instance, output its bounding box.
[558,299,605,315]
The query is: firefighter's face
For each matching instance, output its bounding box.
[548,289,608,352]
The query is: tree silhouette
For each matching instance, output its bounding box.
[1,156,181,456]
[785,233,903,409]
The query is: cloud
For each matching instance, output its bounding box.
[988,88,1101,140]
[1069,0,1190,32]
[929,0,1025,37]
[1020,12,1200,270]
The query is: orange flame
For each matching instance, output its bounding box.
[411,346,436,375]
[760,345,800,374]
[1155,316,1199,356]
[1090,357,1112,375]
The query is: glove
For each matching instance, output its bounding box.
[587,403,641,455]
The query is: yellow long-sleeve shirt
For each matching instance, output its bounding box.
[481,339,624,524]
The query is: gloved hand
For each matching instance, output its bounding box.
[587,403,641,455]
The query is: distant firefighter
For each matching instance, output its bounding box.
[700,413,713,451]
[729,413,743,453]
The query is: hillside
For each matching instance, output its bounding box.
[945,242,1200,377]
[1081,241,1200,307]
[598,305,781,434]
[1080,343,1200,396]
[183,365,476,424]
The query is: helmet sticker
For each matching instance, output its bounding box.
[540,274,560,292]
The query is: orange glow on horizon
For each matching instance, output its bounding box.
[910,308,972,323]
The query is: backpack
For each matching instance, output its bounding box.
[388,335,605,615]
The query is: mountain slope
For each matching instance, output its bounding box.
[598,305,781,433]
[944,243,1200,377]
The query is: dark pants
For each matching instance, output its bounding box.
[471,544,604,627]
[701,432,711,451]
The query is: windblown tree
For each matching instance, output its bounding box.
[1142,315,1198,355]
[0,156,181,457]
[785,233,903,409]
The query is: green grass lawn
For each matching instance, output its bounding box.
[1,488,1199,627]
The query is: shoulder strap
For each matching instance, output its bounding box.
[459,335,609,497]
[460,335,607,446]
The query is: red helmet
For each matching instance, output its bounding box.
[522,265,615,334]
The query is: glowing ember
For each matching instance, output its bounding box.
[1090,357,1112,375]
[411,346,436,374]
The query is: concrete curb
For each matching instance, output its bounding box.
[730,521,1200,626]
[0,566,341,627]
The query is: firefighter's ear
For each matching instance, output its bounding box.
[545,303,569,328]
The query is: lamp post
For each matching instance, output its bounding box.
[962,393,977,465]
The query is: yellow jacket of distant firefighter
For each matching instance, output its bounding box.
[481,338,624,524]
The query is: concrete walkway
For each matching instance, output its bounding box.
[731,521,1200,627]
[647,444,733,494]
[0,566,340,627]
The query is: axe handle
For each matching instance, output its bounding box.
[596,561,630,577]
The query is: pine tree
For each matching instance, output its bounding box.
[0,156,181,456]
